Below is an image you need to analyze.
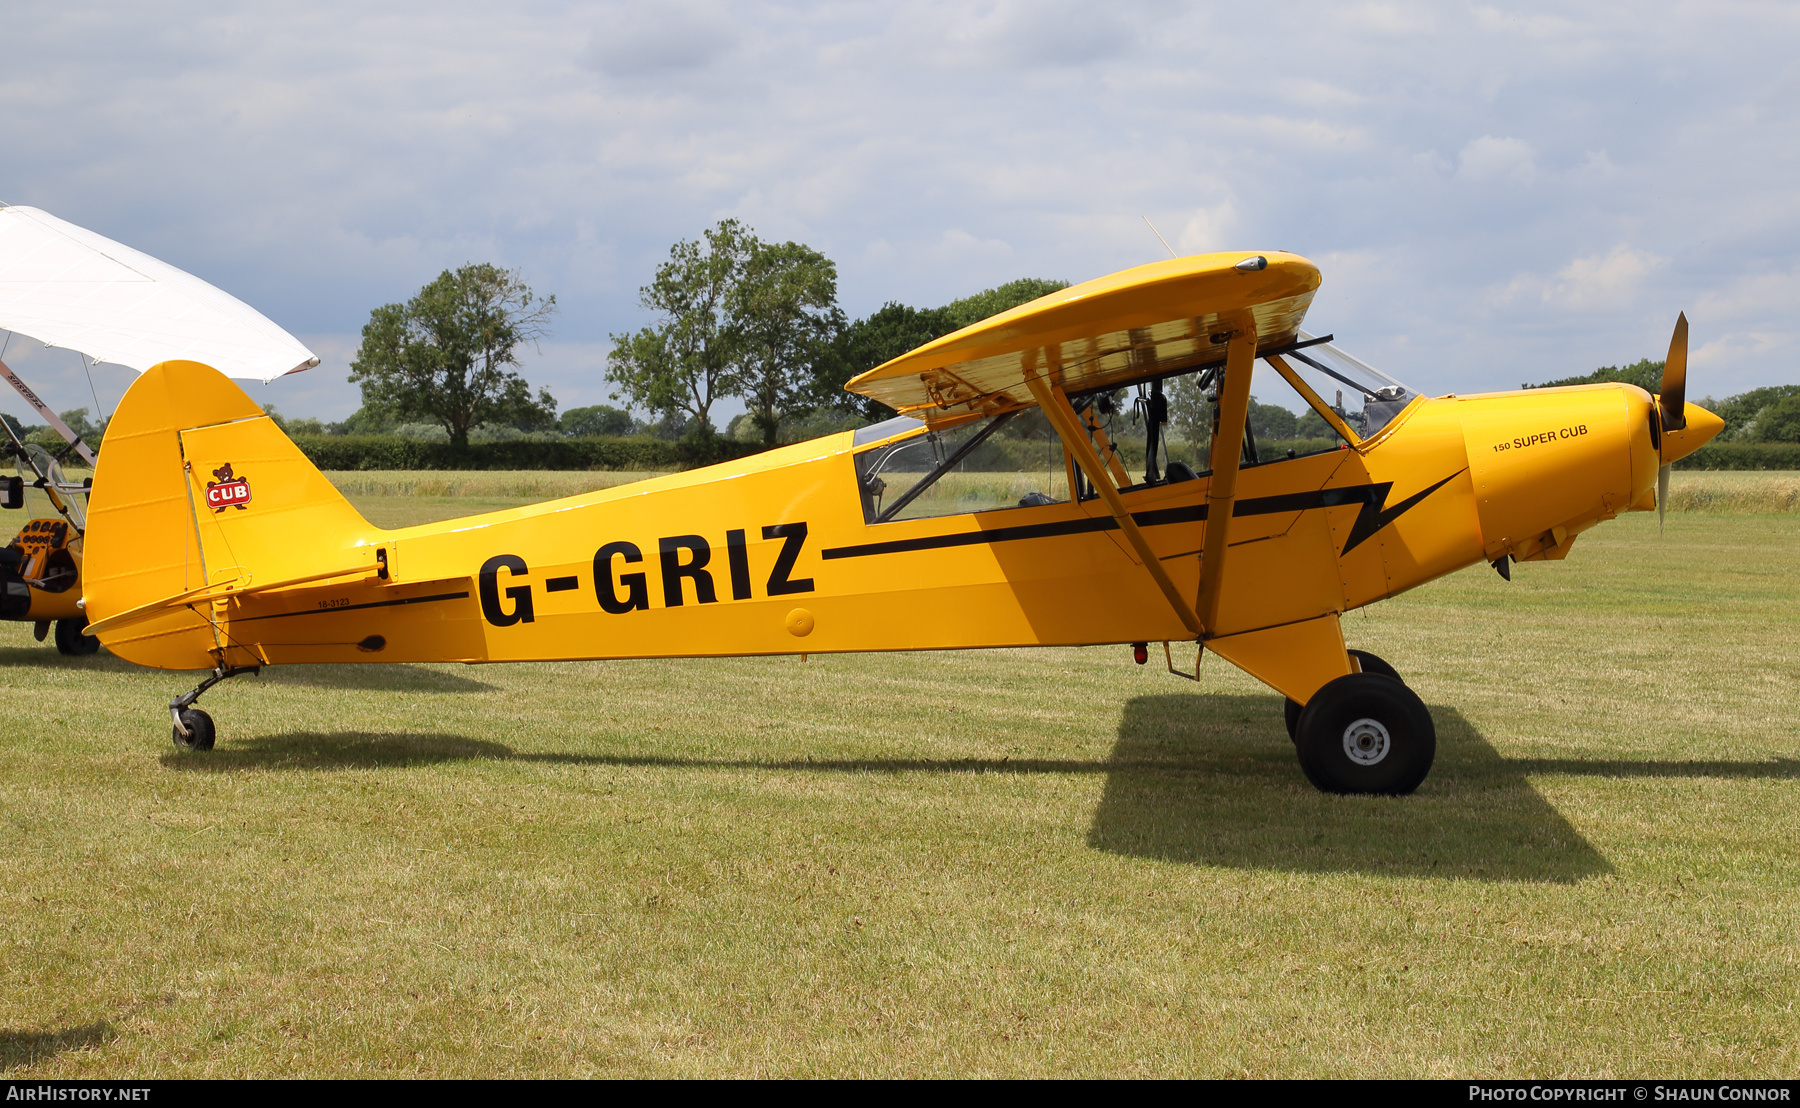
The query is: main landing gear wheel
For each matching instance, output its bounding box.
[53,616,101,656]
[1293,672,1435,795]
[172,709,216,752]
[1283,650,1402,740]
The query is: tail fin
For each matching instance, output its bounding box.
[85,360,380,669]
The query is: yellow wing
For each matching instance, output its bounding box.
[845,251,1320,419]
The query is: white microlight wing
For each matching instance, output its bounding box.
[0,204,318,383]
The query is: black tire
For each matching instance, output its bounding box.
[1349,649,1401,683]
[53,616,101,656]
[1284,652,1400,741]
[1294,672,1435,795]
[173,709,216,752]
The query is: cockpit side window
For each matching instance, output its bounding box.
[853,410,1071,524]
[849,334,1415,521]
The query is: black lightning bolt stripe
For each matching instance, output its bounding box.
[1338,471,1462,555]
[820,469,1466,561]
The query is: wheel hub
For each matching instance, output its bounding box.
[1341,717,1391,766]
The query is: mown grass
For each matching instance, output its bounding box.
[0,474,1796,1076]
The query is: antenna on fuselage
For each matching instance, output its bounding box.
[1142,216,1177,259]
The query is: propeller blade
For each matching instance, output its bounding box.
[1658,463,1670,535]
[1660,313,1688,432]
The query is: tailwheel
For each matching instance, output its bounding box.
[1283,650,1403,740]
[172,709,216,752]
[165,664,256,752]
[53,616,101,656]
[1293,672,1436,795]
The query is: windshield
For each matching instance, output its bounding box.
[6,444,88,530]
[1280,331,1418,439]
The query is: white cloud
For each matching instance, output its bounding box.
[931,228,1014,263]
[583,3,740,78]
[1550,246,1667,310]
[1457,136,1538,184]
[1175,202,1239,255]
[1693,267,1800,322]
[1493,246,1667,312]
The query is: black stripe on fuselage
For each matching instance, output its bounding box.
[229,590,472,624]
[821,474,1462,561]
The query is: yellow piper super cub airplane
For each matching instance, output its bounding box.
[80,252,1722,794]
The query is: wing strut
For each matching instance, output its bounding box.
[1024,370,1202,639]
[1194,327,1259,636]
[1264,354,1362,445]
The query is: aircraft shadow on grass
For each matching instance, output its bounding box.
[1086,694,1795,883]
[0,647,137,672]
[1087,694,1618,884]
[161,694,1799,884]
[0,649,498,695]
[0,1019,114,1072]
[161,731,511,771]
[256,663,499,694]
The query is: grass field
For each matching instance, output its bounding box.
[0,472,1796,1077]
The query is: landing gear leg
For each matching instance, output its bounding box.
[169,665,259,752]
[1284,650,1402,740]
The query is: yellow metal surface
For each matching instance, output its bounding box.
[1024,372,1200,638]
[846,252,1319,419]
[1205,614,1353,704]
[82,255,1723,711]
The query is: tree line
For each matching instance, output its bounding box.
[302,223,1070,451]
[1526,361,1800,443]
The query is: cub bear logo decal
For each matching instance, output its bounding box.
[204,462,251,512]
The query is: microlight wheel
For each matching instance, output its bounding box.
[1294,673,1435,795]
[1283,651,1404,741]
[173,709,216,752]
[54,616,101,656]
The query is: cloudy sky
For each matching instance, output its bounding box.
[2,0,1796,423]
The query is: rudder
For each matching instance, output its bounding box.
[85,360,380,669]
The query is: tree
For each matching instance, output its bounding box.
[350,264,558,449]
[1247,397,1298,440]
[1750,393,1800,443]
[560,404,637,437]
[1165,373,1211,458]
[733,239,843,446]
[1525,358,1663,392]
[939,278,1068,330]
[339,406,394,434]
[819,303,953,420]
[261,404,324,436]
[819,280,1070,422]
[1701,384,1800,439]
[606,220,756,441]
